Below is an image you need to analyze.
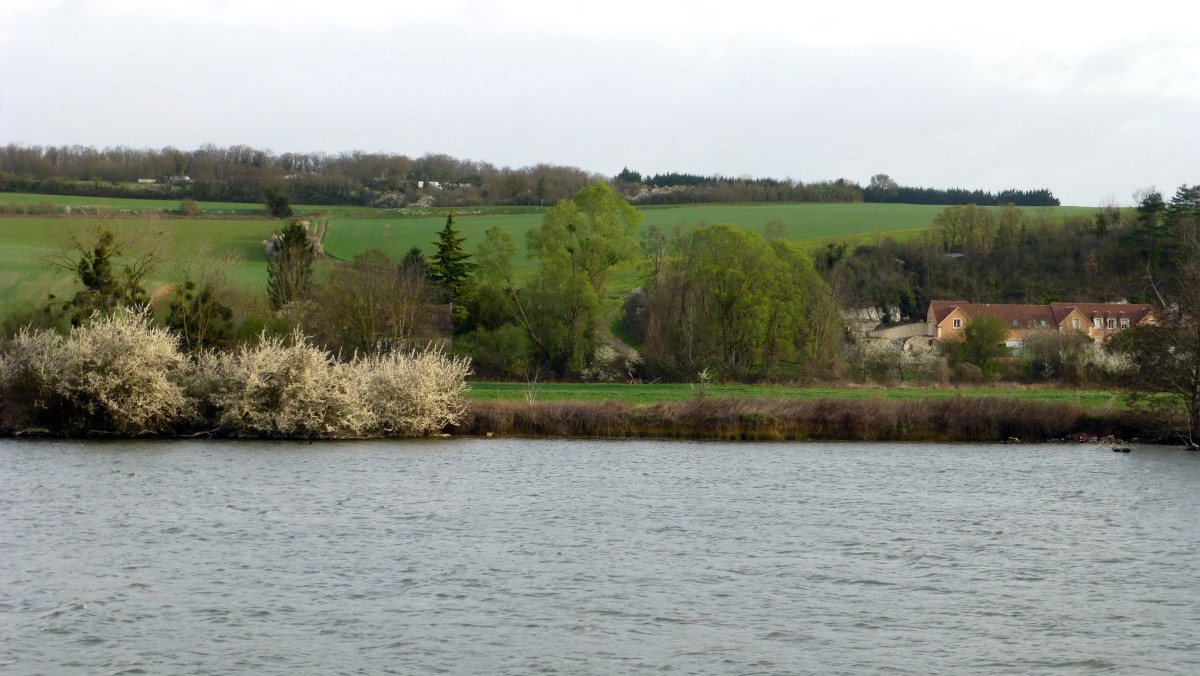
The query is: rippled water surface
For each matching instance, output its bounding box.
[3,438,1200,674]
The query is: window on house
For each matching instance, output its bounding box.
[953,318,962,329]
[1120,318,1130,328]
[1040,320,1047,327]
[1012,320,1019,327]
[1072,318,1080,329]
[1094,318,1102,329]
[1107,318,1116,329]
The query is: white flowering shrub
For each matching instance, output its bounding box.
[580,345,643,383]
[2,318,470,439]
[201,333,470,438]
[1082,347,1134,379]
[359,349,471,436]
[0,309,186,435]
[204,332,371,438]
[853,339,941,384]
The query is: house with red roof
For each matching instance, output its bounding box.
[927,300,1156,348]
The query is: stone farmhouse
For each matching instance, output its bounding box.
[927,300,1156,349]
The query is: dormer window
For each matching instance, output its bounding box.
[1094,318,1102,329]
[1120,318,1130,328]
[1107,318,1116,329]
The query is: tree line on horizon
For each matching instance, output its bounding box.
[860,173,1058,207]
[0,143,1057,209]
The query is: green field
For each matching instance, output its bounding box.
[321,203,953,262]
[1,192,271,216]
[465,381,1126,408]
[0,191,543,218]
[0,192,1097,317]
[0,217,282,312]
[322,202,1097,258]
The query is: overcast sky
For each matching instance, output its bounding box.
[2,0,1197,205]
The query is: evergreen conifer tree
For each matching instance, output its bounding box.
[429,213,477,321]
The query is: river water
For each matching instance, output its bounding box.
[2,438,1199,674]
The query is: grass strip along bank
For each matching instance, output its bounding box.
[464,382,1124,408]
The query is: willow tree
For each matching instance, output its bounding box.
[640,223,842,381]
[520,180,641,374]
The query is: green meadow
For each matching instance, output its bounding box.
[0,192,544,218]
[321,202,1097,261]
[1,192,268,215]
[0,191,1096,317]
[0,216,280,312]
[321,203,954,262]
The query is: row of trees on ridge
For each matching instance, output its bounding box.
[1,143,1056,209]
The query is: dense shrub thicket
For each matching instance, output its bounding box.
[0,311,186,435]
[0,310,470,438]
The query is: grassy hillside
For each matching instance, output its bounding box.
[1,192,270,216]
[0,191,541,218]
[0,192,1097,319]
[321,203,950,262]
[0,216,281,313]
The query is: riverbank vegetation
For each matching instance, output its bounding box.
[454,397,1142,442]
[1,145,1198,443]
[0,309,469,438]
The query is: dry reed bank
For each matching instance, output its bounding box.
[454,396,1150,442]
